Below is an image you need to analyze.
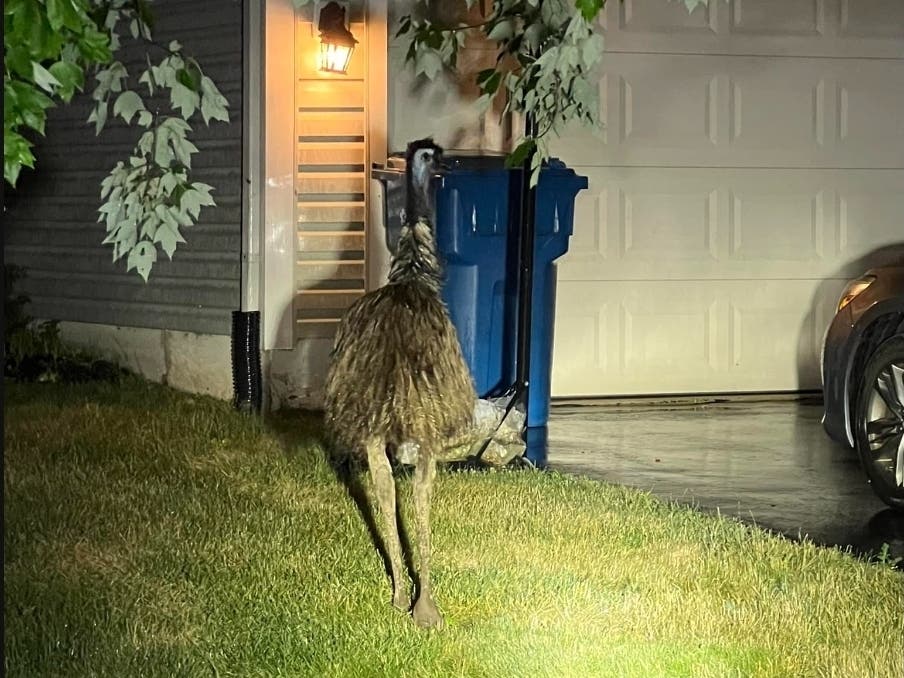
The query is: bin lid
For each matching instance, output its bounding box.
[383,149,510,172]
[375,151,571,174]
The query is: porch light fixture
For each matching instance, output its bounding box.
[318,1,357,74]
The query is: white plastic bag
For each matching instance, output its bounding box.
[397,398,526,466]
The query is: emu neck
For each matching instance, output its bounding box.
[405,164,435,225]
[388,220,442,293]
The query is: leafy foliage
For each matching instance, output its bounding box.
[3,0,110,186]
[396,0,717,182]
[4,0,230,280]
[91,36,228,280]
[3,265,127,383]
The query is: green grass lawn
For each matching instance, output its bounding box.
[4,378,903,677]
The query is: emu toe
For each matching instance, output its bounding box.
[412,595,444,630]
[392,589,411,612]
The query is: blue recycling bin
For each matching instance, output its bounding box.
[434,156,586,427]
[372,153,587,428]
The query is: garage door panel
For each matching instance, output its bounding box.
[728,287,818,386]
[552,279,842,396]
[836,174,904,267]
[727,64,825,155]
[840,0,904,39]
[612,63,718,150]
[615,0,718,38]
[623,296,720,375]
[555,55,902,168]
[554,307,607,372]
[552,281,723,396]
[835,62,904,160]
[728,187,825,263]
[622,187,718,263]
[728,0,825,38]
[561,168,847,280]
[600,0,904,58]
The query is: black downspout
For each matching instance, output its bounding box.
[231,310,262,413]
[232,0,262,414]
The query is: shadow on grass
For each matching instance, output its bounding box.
[264,408,416,584]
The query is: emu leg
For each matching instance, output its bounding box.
[365,438,410,611]
[412,451,443,629]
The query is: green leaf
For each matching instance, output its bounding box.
[581,33,604,69]
[199,76,229,124]
[4,129,35,186]
[191,182,216,206]
[138,110,154,127]
[46,0,84,32]
[168,40,182,52]
[31,61,62,94]
[476,68,496,86]
[160,171,179,196]
[77,26,112,63]
[48,61,85,102]
[141,215,159,240]
[524,22,545,53]
[396,15,412,38]
[170,82,200,119]
[139,67,155,96]
[135,0,155,36]
[19,104,48,136]
[575,0,604,22]
[505,138,536,169]
[12,0,60,63]
[200,95,228,125]
[180,188,202,219]
[481,71,502,96]
[178,62,203,92]
[87,100,108,135]
[414,48,443,80]
[172,136,199,168]
[155,219,187,259]
[126,241,157,282]
[682,0,710,12]
[487,18,515,42]
[8,80,55,123]
[5,45,33,80]
[113,91,146,124]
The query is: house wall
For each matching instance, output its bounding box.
[4,0,245,338]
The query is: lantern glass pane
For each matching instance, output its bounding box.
[320,42,353,74]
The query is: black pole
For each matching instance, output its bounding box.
[514,113,539,421]
[471,112,539,463]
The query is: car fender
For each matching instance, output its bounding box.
[837,296,904,446]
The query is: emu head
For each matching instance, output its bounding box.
[404,138,444,224]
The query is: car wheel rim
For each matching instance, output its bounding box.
[865,361,904,489]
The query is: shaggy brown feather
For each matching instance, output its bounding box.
[324,221,475,457]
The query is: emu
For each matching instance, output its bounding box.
[324,138,476,629]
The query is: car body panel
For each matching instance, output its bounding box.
[822,266,904,448]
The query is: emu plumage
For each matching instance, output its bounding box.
[324,138,476,629]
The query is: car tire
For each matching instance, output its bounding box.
[854,336,904,511]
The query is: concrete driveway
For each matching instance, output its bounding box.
[545,396,903,566]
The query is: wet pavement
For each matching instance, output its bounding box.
[545,396,904,565]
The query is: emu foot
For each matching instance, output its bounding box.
[412,595,444,630]
[392,588,411,612]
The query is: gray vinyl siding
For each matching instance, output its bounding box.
[4,0,244,336]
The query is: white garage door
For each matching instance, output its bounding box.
[551,0,904,397]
